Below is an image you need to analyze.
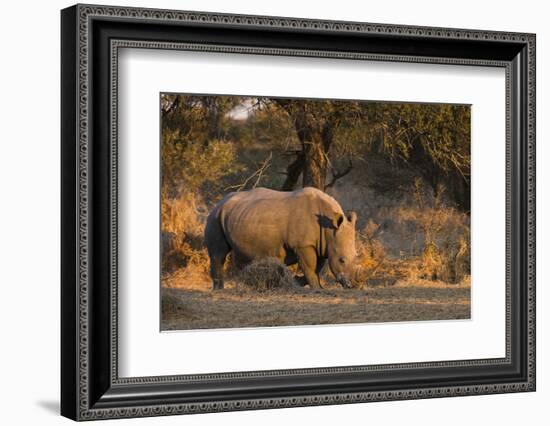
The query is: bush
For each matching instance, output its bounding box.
[420,233,470,284]
[395,181,470,283]
[347,179,470,287]
[237,258,296,292]
[162,138,240,197]
[161,192,209,274]
[352,220,387,288]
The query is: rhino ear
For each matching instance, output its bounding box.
[333,212,345,229]
[347,210,357,227]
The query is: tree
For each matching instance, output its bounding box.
[262,98,361,190]
[160,94,242,197]
[364,103,471,210]
[161,94,472,212]
[263,98,470,211]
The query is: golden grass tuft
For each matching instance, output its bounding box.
[161,191,209,275]
[236,257,297,292]
[351,220,388,288]
[395,204,470,284]
[349,182,470,288]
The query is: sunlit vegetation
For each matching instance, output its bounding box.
[160,94,471,329]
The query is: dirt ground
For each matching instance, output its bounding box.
[161,271,471,331]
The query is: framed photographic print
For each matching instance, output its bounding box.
[61,3,536,421]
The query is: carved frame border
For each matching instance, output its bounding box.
[61,3,536,420]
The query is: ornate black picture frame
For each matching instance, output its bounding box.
[61,4,536,421]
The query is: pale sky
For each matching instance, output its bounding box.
[226,98,257,121]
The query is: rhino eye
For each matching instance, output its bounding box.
[339,257,346,264]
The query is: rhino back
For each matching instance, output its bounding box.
[217,188,343,260]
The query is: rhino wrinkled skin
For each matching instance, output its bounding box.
[205,187,357,290]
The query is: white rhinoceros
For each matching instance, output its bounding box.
[204,187,357,290]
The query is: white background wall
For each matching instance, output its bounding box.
[0,0,547,424]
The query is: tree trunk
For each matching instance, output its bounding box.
[281,152,305,191]
[302,139,327,189]
[274,99,335,191]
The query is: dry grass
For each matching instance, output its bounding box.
[393,182,470,284]
[161,192,209,274]
[160,185,471,331]
[352,219,388,288]
[236,258,297,292]
[349,180,470,288]
[161,277,470,330]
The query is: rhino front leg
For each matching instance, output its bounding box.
[296,247,322,289]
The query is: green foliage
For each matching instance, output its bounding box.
[228,104,297,151]
[365,102,471,176]
[161,94,243,197]
[162,138,239,195]
[161,93,471,208]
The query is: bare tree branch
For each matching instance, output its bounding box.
[224,152,273,192]
[324,160,353,190]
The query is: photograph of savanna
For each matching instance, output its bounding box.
[160,93,471,331]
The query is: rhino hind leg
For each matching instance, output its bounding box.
[205,217,231,290]
[210,251,229,290]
